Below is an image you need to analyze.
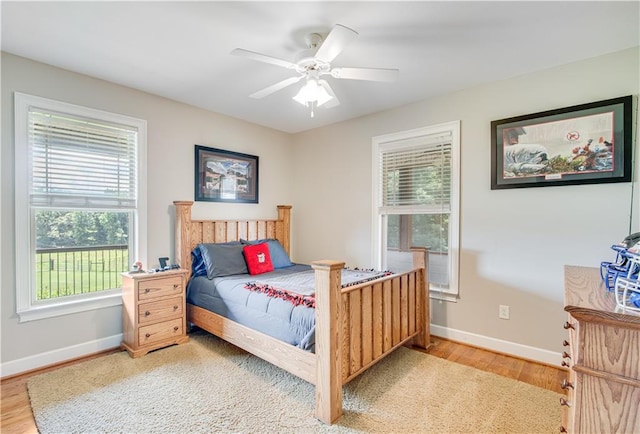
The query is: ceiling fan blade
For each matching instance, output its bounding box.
[331,67,399,82]
[231,48,297,70]
[318,80,340,108]
[249,76,303,99]
[314,24,358,63]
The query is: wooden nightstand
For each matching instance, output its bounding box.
[121,269,190,357]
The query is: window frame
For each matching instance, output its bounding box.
[372,121,460,300]
[14,92,147,322]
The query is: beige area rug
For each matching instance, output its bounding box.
[28,331,562,433]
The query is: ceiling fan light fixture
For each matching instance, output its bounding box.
[292,78,333,107]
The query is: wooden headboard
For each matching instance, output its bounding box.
[173,201,292,278]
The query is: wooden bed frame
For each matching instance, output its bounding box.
[173,201,430,424]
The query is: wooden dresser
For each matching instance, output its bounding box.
[562,265,640,433]
[121,269,190,357]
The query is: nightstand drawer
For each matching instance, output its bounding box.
[138,276,183,300]
[138,318,183,345]
[138,296,183,324]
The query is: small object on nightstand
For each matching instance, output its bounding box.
[159,257,169,269]
[152,257,180,272]
[130,260,144,273]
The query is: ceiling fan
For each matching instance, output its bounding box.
[231,24,399,117]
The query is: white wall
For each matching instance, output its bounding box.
[291,47,640,363]
[1,53,294,375]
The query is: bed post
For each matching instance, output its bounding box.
[173,201,194,277]
[277,205,292,256]
[312,260,345,424]
[411,247,430,349]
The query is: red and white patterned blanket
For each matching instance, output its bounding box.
[244,268,392,308]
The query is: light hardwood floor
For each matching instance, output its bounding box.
[1,336,566,434]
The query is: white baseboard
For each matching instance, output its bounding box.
[1,334,123,378]
[430,324,562,367]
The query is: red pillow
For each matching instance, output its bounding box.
[243,243,274,275]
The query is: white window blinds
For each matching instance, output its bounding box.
[29,109,138,208]
[379,131,452,213]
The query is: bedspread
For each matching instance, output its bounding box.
[187,265,317,351]
[187,265,393,353]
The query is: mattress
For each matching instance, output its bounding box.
[186,264,317,352]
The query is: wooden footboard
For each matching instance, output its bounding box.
[312,248,429,423]
[173,201,429,424]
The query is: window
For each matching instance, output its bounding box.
[14,93,147,321]
[372,121,460,299]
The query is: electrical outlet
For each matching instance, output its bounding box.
[499,305,510,320]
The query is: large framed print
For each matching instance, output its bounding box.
[491,95,632,190]
[195,145,259,203]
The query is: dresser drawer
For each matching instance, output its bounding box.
[581,322,640,379]
[578,375,640,433]
[138,296,183,324]
[137,275,183,300]
[138,318,183,346]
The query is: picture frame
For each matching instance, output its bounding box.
[491,95,632,190]
[194,145,259,203]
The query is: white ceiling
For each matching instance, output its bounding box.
[2,1,639,134]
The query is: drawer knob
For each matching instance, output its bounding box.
[561,379,574,390]
[562,340,570,347]
[561,360,570,368]
[145,333,151,338]
[144,311,151,316]
[173,326,179,332]
[562,351,571,359]
[173,284,179,289]
[559,397,570,407]
[563,321,574,330]
[145,288,151,293]
[173,305,178,310]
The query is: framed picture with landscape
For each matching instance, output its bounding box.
[194,145,259,203]
[490,95,632,190]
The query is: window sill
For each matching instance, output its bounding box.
[17,291,122,323]
[430,291,458,303]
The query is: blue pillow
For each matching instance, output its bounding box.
[241,238,293,269]
[197,242,248,279]
[191,247,208,277]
